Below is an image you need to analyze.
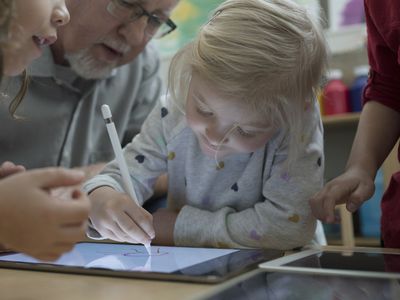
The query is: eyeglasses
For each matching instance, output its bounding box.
[107,0,177,39]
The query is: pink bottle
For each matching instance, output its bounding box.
[323,69,350,115]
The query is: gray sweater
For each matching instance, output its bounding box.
[84,95,324,250]
[0,43,161,168]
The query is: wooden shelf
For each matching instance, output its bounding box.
[322,112,360,126]
[327,237,381,247]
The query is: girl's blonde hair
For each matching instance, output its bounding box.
[0,0,13,77]
[0,0,29,118]
[168,0,327,165]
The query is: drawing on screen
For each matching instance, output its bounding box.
[97,247,168,257]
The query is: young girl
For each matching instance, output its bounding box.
[85,0,328,250]
[0,0,90,261]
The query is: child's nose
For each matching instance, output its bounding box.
[52,3,70,27]
[205,126,229,145]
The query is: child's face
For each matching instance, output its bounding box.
[186,75,277,159]
[2,0,70,76]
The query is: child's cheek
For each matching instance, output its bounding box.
[236,135,272,153]
[186,113,203,133]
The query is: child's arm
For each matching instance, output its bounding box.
[0,168,90,261]
[173,155,321,251]
[83,98,178,242]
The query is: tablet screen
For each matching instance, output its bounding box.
[201,270,400,299]
[259,247,400,279]
[0,243,237,273]
[0,242,283,283]
[286,251,400,273]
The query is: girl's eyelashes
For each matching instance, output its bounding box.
[236,126,256,138]
[195,104,214,117]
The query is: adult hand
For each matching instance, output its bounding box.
[88,186,154,244]
[0,161,25,178]
[310,168,375,223]
[0,168,90,261]
[152,208,178,246]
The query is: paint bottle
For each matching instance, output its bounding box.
[316,88,324,116]
[323,69,350,115]
[349,65,369,112]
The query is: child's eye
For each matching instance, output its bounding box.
[236,126,256,138]
[196,106,213,117]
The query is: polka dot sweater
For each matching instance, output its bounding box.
[84,96,324,250]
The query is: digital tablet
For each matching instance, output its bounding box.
[198,269,400,299]
[0,242,283,283]
[259,245,400,279]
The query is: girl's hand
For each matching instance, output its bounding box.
[88,186,154,245]
[0,161,25,178]
[0,168,90,261]
[309,168,375,223]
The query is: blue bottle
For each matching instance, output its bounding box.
[349,65,369,112]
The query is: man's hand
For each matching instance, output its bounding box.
[310,168,375,223]
[88,186,154,244]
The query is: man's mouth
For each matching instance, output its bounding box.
[102,44,124,57]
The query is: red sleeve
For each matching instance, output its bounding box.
[363,0,400,113]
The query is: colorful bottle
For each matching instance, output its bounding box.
[323,69,350,115]
[349,65,369,112]
[316,88,324,116]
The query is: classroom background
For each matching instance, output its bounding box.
[155,0,389,247]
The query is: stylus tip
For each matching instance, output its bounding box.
[144,243,152,256]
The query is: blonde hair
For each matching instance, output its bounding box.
[168,0,327,166]
[0,0,13,77]
[0,0,29,118]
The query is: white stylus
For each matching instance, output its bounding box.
[101,104,152,255]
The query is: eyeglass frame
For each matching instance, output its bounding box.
[107,0,177,39]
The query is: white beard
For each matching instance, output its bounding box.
[64,36,132,80]
[65,48,117,80]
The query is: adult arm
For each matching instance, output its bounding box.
[310,0,400,222]
[310,101,400,222]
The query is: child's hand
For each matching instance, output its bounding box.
[88,186,154,245]
[310,168,375,223]
[0,161,25,178]
[0,168,90,261]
